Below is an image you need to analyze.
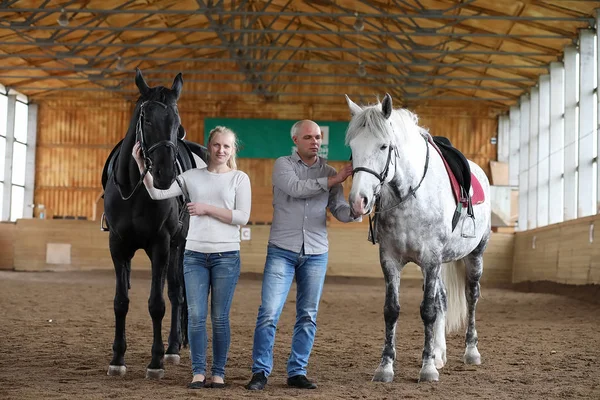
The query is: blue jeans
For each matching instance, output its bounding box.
[251,244,328,377]
[183,249,240,378]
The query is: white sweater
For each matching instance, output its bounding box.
[144,168,251,253]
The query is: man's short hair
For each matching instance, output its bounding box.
[290,120,304,139]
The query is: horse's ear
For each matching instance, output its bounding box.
[135,68,150,97]
[177,125,186,139]
[381,93,393,119]
[345,94,362,116]
[172,73,183,100]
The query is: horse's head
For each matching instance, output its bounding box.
[134,68,185,190]
[345,93,402,216]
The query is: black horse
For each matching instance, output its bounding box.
[101,68,207,379]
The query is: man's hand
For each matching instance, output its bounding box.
[337,164,353,183]
[328,163,353,187]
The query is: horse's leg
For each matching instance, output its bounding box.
[164,240,184,365]
[432,275,447,370]
[145,240,170,379]
[462,237,488,365]
[372,249,403,383]
[108,233,135,376]
[418,262,441,382]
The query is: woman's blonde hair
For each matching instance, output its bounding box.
[207,126,239,170]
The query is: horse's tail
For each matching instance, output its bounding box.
[441,260,467,334]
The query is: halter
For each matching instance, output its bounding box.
[114,99,180,201]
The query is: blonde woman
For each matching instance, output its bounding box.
[133,126,251,389]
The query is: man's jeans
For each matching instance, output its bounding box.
[184,249,240,378]
[251,244,328,377]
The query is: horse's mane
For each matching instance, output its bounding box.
[345,101,430,146]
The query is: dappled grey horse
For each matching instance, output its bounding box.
[345,94,491,383]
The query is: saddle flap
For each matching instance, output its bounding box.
[429,136,484,207]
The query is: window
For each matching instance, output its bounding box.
[0,93,6,217]
[10,100,28,221]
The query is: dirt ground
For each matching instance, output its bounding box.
[1,269,599,400]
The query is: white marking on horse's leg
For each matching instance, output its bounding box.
[146,368,165,379]
[433,278,447,370]
[164,354,180,365]
[433,310,446,369]
[373,256,401,383]
[107,365,126,376]
[464,345,481,365]
[419,360,439,382]
[463,241,486,366]
[419,264,440,382]
[373,362,395,383]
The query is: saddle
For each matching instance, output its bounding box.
[100,139,208,232]
[430,136,485,236]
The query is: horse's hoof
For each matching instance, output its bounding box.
[107,365,126,376]
[146,368,165,379]
[464,347,481,365]
[164,354,180,365]
[418,364,439,382]
[372,364,394,383]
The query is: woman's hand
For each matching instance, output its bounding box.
[132,142,144,170]
[187,202,210,217]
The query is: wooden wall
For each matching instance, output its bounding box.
[10,219,514,285]
[513,215,600,285]
[0,222,15,270]
[34,96,499,222]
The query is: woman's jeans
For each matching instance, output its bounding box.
[183,249,240,378]
[251,244,328,378]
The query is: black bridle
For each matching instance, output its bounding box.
[136,100,179,170]
[351,135,430,244]
[352,143,396,184]
[115,100,180,201]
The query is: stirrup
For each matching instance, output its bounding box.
[100,212,109,232]
[461,215,476,238]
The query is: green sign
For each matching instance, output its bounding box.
[204,117,351,161]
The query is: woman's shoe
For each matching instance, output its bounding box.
[209,382,226,389]
[187,379,206,389]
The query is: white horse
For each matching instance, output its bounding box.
[345,94,491,383]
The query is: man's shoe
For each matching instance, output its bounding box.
[287,375,317,389]
[245,372,267,390]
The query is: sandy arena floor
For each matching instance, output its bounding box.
[0,269,599,400]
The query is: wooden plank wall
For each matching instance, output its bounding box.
[10,219,513,284]
[34,96,499,222]
[0,222,15,270]
[513,215,600,285]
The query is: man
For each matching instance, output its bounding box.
[245,120,359,391]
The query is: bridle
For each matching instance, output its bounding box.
[136,100,179,171]
[114,100,180,201]
[351,133,430,244]
[351,143,396,184]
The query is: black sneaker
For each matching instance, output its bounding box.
[245,372,267,390]
[287,375,317,389]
